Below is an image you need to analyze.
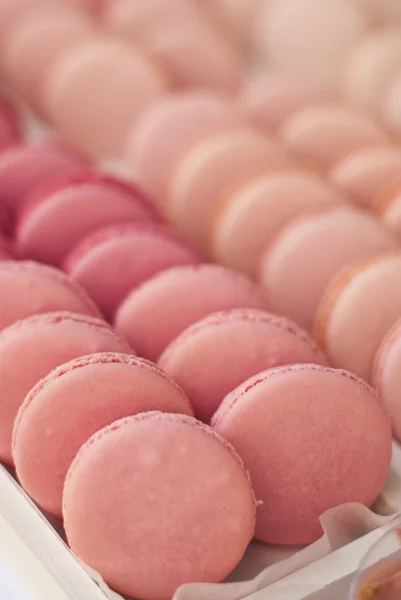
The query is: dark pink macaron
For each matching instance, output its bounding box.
[64,222,201,319]
[16,172,161,266]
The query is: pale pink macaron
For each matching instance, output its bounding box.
[315,252,401,382]
[63,411,255,600]
[0,0,73,42]
[257,0,369,92]
[125,91,244,204]
[0,312,132,467]
[212,364,391,545]
[114,264,269,360]
[14,353,193,518]
[381,72,401,137]
[261,206,398,331]
[0,93,20,154]
[343,29,401,114]
[168,128,291,252]
[239,72,326,134]
[212,169,342,279]
[0,6,93,108]
[0,260,100,331]
[103,0,242,93]
[64,223,201,319]
[0,141,90,215]
[330,145,401,210]
[373,318,401,442]
[280,104,387,171]
[42,37,167,158]
[16,173,159,266]
[159,308,327,423]
[376,180,401,238]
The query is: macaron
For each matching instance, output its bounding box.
[63,411,256,600]
[0,312,132,466]
[212,364,392,545]
[239,72,325,134]
[103,0,242,93]
[168,128,290,252]
[373,318,401,442]
[376,180,401,238]
[258,0,368,92]
[0,260,100,331]
[315,252,401,381]
[14,353,193,518]
[0,6,93,107]
[42,37,167,158]
[0,93,20,154]
[330,145,401,209]
[16,172,159,266]
[114,264,269,360]
[159,308,327,423]
[280,104,387,171]
[208,0,262,48]
[64,223,201,319]
[212,169,342,278]
[343,28,401,113]
[261,206,398,330]
[381,73,401,137]
[0,141,89,214]
[125,91,243,204]
[356,0,401,22]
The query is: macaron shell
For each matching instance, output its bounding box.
[280,105,387,171]
[0,143,88,213]
[0,312,132,466]
[63,411,255,600]
[315,253,401,381]
[330,146,401,209]
[0,261,101,331]
[213,170,342,279]
[14,354,193,517]
[159,308,327,423]
[212,365,392,545]
[16,176,158,266]
[42,38,167,158]
[64,223,201,319]
[377,184,401,238]
[261,207,398,330]
[114,264,269,360]
[125,92,243,204]
[168,128,291,252]
[373,320,401,441]
[343,28,401,112]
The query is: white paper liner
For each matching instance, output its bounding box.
[73,468,401,600]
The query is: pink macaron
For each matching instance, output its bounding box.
[159,308,327,423]
[212,364,392,545]
[125,91,244,204]
[64,223,201,319]
[212,169,342,278]
[315,252,401,382]
[373,318,401,442]
[168,127,291,252]
[16,172,159,266]
[260,206,398,330]
[376,180,401,238]
[103,0,242,93]
[0,141,90,215]
[0,260,100,331]
[63,411,256,600]
[330,145,401,210]
[114,264,269,360]
[14,353,193,518]
[42,37,167,158]
[0,312,132,466]
[280,104,387,171]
